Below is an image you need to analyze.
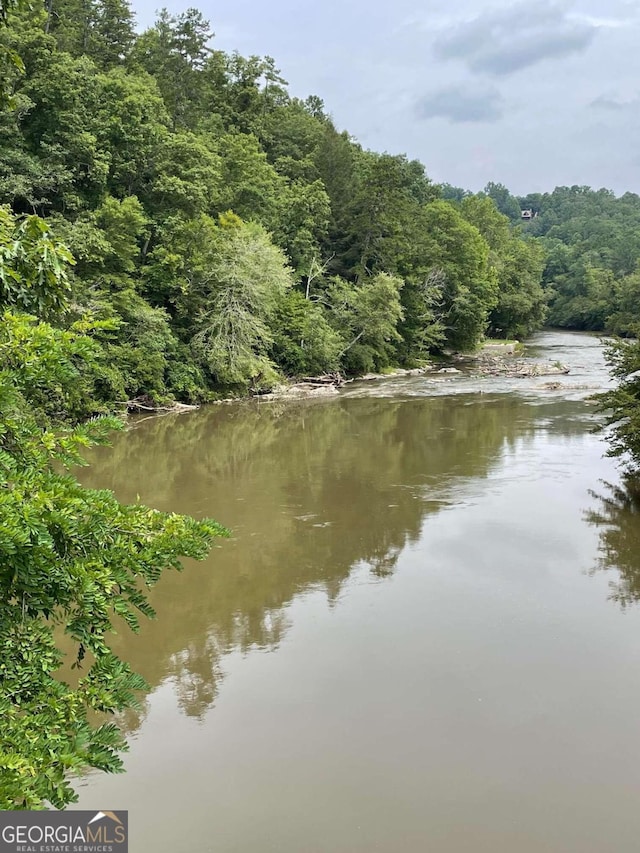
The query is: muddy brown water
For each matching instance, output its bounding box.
[74,331,640,853]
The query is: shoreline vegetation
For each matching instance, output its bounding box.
[121,339,571,407]
[1,0,640,811]
[2,4,638,414]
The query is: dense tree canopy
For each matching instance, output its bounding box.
[486,183,640,336]
[0,0,549,404]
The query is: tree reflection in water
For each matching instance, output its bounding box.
[587,477,640,608]
[77,394,585,729]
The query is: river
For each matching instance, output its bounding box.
[75,330,640,853]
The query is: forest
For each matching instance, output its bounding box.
[3,0,640,812]
[0,0,551,406]
[444,181,640,337]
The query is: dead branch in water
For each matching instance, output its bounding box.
[117,395,200,414]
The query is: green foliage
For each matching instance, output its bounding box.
[46,0,135,67]
[550,264,613,330]
[21,51,110,211]
[97,290,179,400]
[607,269,640,336]
[597,335,640,472]
[420,201,497,351]
[216,132,283,227]
[0,309,226,808]
[274,179,331,275]
[326,273,404,374]
[438,183,470,203]
[57,195,147,287]
[487,239,547,339]
[176,215,293,387]
[94,67,169,197]
[335,150,437,280]
[269,290,342,376]
[0,0,25,108]
[146,131,221,220]
[483,181,522,222]
[129,7,213,129]
[396,271,446,364]
[0,206,73,318]
[460,195,547,339]
[0,186,224,807]
[0,310,102,422]
[518,186,640,333]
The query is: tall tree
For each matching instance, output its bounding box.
[129,8,212,129]
[461,195,547,338]
[325,272,404,373]
[421,201,497,351]
[92,0,135,67]
[188,214,293,387]
[484,181,521,222]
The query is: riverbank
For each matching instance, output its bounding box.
[121,339,571,411]
[257,341,570,402]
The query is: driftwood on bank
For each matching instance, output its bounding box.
[473,358,570,378]
[297,372,346,387]
[118,395,200,414]
[358,367,429,381]
[258,383,341,401]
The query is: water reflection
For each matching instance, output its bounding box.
[587,478,640,608]
[76,336,640,853]
[78,393,596,727]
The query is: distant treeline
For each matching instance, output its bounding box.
[443,181,640,337]
[0,1,548,404]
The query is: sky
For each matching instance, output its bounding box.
[130,0,640,196]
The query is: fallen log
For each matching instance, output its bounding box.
[118,395,200,414]
[298,372,346,386]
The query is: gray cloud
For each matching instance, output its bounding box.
[131,0,640,194]
[590,94,639,111]
[433,2,597,76]
[416,85,504,123]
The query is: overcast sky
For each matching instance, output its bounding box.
[131,0,640,195]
